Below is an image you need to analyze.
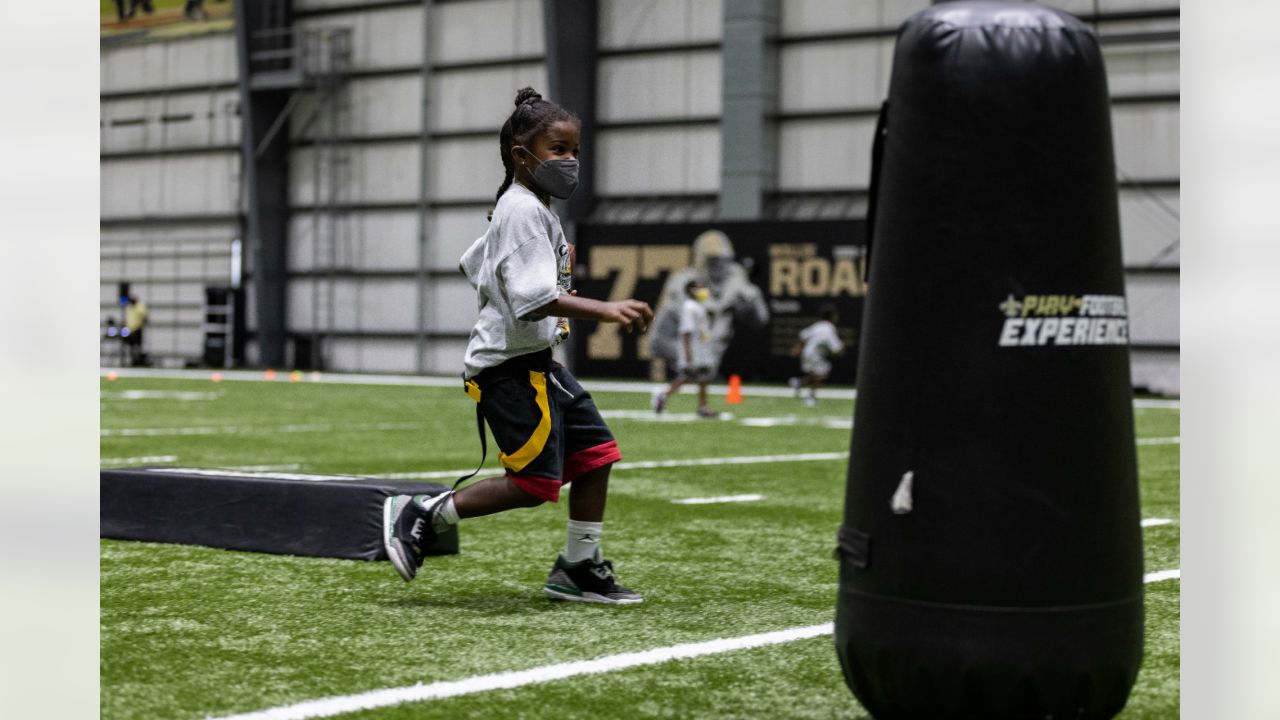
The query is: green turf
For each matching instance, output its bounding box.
[100,376,1178,719]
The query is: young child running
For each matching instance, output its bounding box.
[652,280,716,418]
[383,88,653,604]
[789,305,844,407]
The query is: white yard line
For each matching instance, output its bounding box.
[100,454,178,465]
[1136,437,1180,446]
[100,422,422,437]
[208,623,835,720]
[211,566,1183,720]
[146,468,366,483]
[101,367,1182,410]
[101,389,222,401]
[1141,518,1175,528]
[372,452,851,480]
[672,494,765,505]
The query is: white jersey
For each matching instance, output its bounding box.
[800,319,843,374]
[460,183,572,378]
[676,298,715,370]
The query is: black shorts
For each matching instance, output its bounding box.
[465,350,620,502]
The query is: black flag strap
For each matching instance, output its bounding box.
[453,376,488,491]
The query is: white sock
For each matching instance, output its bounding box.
[564,519,603,563]
[418,493,459,533]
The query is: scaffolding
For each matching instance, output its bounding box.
[243,9,354,370]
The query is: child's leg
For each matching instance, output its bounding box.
[568,463,610,523]
[697,382,708,408]
[453,475,544,517]
[665,377,686,396]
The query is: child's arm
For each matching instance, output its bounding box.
[535,294,654,333]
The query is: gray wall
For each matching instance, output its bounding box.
[100,0,1180,393]
[101,34,241,366]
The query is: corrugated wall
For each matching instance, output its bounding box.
[100,0,1179,393]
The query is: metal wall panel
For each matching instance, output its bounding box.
[778,40,893,112]
[425,338,471,374]
[428,137,504,201]
[1042,0,1180,15]
[428,278,481,333]
[1129,349,1178,396]
[599,0,722,49]
[595,126,720,194]
[431,0,545,64]
[1119,187,1180,266]
[1111,103,1180,179]
[100,35,238,94]
[291,76,422,139]
[102,90,241,154]
[428,207,491,270]
[288,210,420,271]
[432,64,548,131]
[101,154,240,218]
[780,0,928,35]
[597,51,721,121]
[325,337,419,372]
[1125,274,1179,345]
[777,117,876,190]
[298,6,425,71]
[1103,43,1179,96]
[290,143,421,205]
[287,278,419,332]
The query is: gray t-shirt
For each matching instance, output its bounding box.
[460,183,572,378]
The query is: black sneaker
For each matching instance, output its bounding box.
[382,493,449,582]
[544,554,643,605]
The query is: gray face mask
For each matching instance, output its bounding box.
[519,149,579,199]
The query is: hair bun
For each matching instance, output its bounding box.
[514,87,542,107]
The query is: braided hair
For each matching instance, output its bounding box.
[492,87,580,216]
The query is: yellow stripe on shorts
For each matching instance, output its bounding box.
[499,370,551,473]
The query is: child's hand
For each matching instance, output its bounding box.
[605,299,653,333]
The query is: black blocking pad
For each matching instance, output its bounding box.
[835,2,1144,718]
[101,467,459,560]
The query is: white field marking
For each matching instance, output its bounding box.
[100,454,178,465]
[100,421,422,437]
[1136,436,1180,446]
[1141,518,1175,528]
[206,558,1184,720]
[101,367,852,399]
[740,415,853,430]
[102,389,222,401]
[371,451,851,480]
[1133,398,1181,410]
[207,623,835,720]
[101,368,1182,409]
[146,468,365,483]
[224,463,302,472]
[671,494,765,505]
[599,410,733,423]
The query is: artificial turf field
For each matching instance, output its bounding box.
[99,372,1179,719]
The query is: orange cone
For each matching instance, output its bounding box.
[726,374,744,404]
[210,372,223,383]
[264,368,276,381]
[106,371,118,382]
[289,370,303,383]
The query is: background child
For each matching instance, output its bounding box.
[383,87,653,605]
[790,305,844,407]
[652,280,716,418]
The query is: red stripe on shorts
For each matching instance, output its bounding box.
[563,440,622,484]
[508,472,564,503]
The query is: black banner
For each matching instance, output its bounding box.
[572,220,867,384]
